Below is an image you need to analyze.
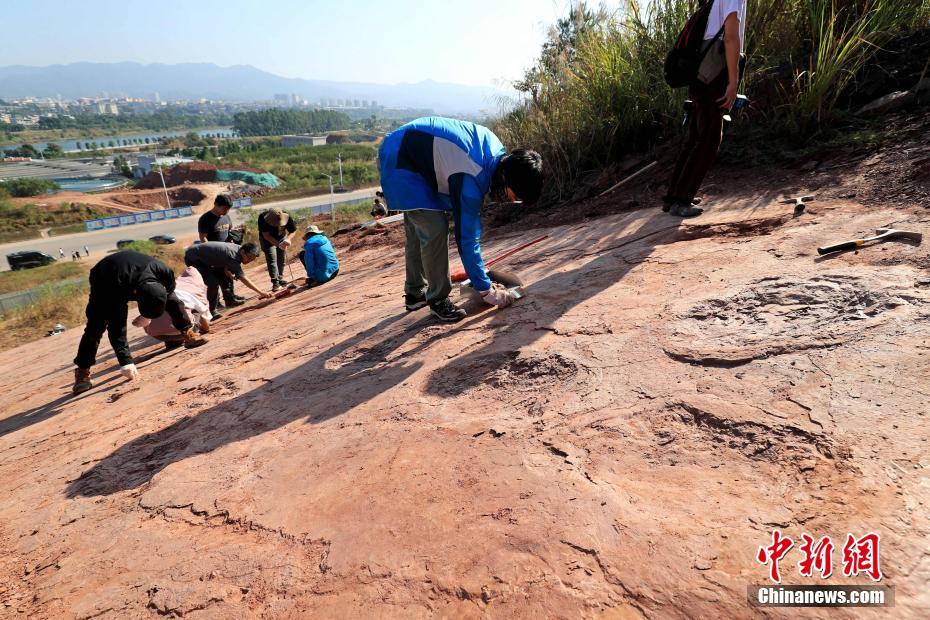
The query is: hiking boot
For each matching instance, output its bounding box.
[430,297,467,323]
[72,368,93,394]
[212,310,223,320]
[271,282,281,293]
[231,295,246,303]
[405,292,428,312]
[669,202,703,218]
[164,340,184,351]
[225,297,245,308]
[182,328,208,349]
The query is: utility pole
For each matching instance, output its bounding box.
[337,153,344,188]
[157,162,171,210]
[320,173,335,223]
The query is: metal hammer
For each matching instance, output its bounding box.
[817,228,923,255]
[782,195,815,216]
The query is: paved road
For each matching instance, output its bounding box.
[0,187,379,271]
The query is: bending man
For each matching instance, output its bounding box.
[378,116,543,322]
[72,250,207,394]
[258,208,296,291]
[132,266,213,349]
[184,241,273,318]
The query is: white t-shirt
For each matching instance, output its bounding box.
[704,0,747,52]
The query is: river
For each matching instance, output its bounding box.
[21,127,237,154]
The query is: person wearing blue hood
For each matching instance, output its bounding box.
[378,116,543,322]
[299,225,340,286]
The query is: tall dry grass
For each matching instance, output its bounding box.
[494,0,930,199]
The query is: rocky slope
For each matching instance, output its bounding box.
[1,112,928,618]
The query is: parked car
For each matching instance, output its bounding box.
[149,234,176,245]
[116,239,135,249]
[6,250,56,271]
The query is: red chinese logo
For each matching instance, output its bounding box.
[757,531,882,583]
[757,530,794,583]
[798,534,834,579]
[842,533,883,582]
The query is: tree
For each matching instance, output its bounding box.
[4,178,60,197]
[18,144,40,158]
[144,137,151,144]
[42,143,64,159]
[108,140,115,148]
[112,155,132,177]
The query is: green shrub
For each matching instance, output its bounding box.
[2,178,60,197]
[494,0,930,201]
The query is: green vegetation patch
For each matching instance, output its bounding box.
[2,178,61,197]
[0,261,87,295]
[0,196,106,243]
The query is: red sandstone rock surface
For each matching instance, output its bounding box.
[1,123,929,617]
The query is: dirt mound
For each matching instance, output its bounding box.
[134,162,219,189]
[108,186,207,210]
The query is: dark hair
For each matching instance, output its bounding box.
[500,149,543,205]
[137,281,167,318]
[240,242,260,257]
[215,194,233,208]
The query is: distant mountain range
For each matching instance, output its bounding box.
[0,62,512,116]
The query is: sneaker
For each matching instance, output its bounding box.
[669,202,703,218]
[271,282,281,293]
[212,310,223,320]
[405,293,428,312]
[430,297,467,323]
[662,196,701,212]
[72,368,93,395]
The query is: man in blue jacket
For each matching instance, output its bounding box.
[299,225,340,286]
[378,117,543,322]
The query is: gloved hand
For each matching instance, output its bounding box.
[120,364,140,381]
[278,239,291,250]
[480,284,516,308]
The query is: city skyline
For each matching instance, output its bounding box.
[3,0,625,89]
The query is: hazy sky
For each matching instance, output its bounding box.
[6,0,625,87]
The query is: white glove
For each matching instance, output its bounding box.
[120,364,140,381]
[480,285,516,308]
[278,239,291,250]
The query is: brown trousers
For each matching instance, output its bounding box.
[667,79,728,203]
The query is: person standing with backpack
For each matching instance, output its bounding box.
[664,0,747,218]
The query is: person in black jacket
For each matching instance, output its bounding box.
[72,251,207,394]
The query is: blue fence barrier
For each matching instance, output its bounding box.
[85,205,194,232]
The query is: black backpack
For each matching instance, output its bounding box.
[664,0,724,88]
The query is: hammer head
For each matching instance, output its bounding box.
[876,228,923,243]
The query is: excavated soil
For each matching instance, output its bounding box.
[1,113,930,618]
[16,184,222,215]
